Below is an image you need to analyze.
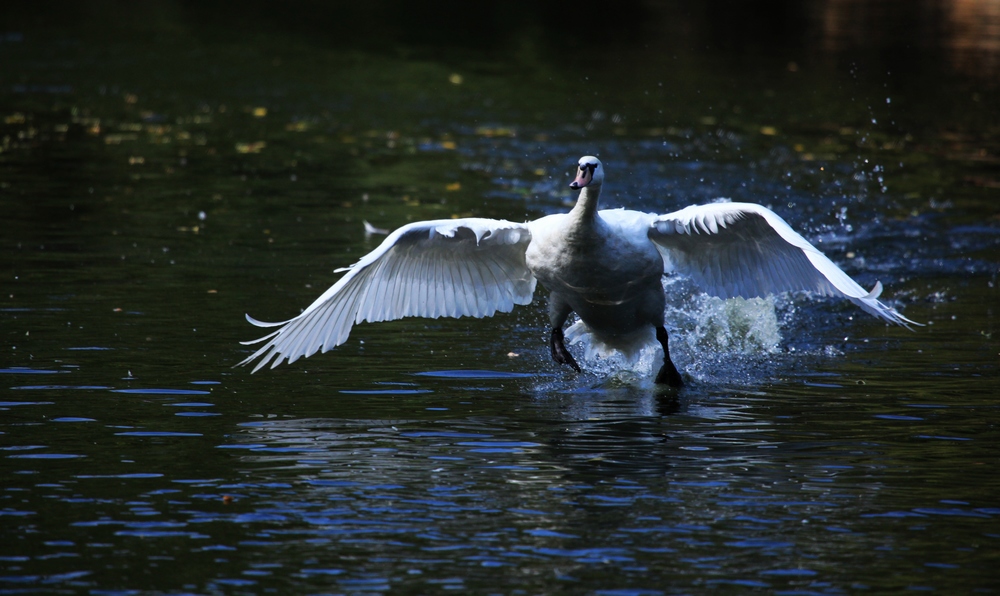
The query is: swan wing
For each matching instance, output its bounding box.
[238,218,537,372]
[648,202,918,327]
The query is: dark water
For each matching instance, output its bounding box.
[2,2,999,593]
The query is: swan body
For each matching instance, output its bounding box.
[239,156,917,385]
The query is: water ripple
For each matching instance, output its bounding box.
[414,370,536,379]
[111,389,211,395]
[113,432,203,437]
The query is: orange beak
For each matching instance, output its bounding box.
[569,166,592,189]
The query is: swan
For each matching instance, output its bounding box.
[238,155,917,386]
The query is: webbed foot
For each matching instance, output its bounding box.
[655,361,684,388]
[550,327,582,372]
[655,325,684,388]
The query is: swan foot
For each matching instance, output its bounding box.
[655,326,684,388]
[550,327,582,372]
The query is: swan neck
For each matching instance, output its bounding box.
[572,184,602,219]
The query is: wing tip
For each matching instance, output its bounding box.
[363,220,390,236]
[865,280,925,330]
[245,313,289,327]
[852,293,924,330]
[234,344,288,374]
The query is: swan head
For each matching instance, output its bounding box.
[569,155,604,189]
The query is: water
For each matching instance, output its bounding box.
[2,2,999,593]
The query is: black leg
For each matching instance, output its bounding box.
[550,327,582,372]
[654,325,684,388]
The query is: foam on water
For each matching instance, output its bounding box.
[670,293,784,385]
[674,294,782,356]
[556,278,785,387]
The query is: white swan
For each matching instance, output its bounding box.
[239,155,917,386]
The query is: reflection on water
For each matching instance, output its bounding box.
[3,372,998,592]
[944,0,1000,77]
[817,0,1000,79]
[1,0,998,594]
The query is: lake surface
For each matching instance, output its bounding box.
[2,2,999,593]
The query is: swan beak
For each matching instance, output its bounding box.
[569,167,592,189]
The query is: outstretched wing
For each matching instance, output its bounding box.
[648,202,918,327]
[239,218,536,372]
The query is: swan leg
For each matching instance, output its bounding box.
[654,325,684,388]
[547,294,581,372]
[550,327,582,372]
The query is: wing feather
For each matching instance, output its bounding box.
[484,254,508,310]
[459,257,475,315]
[239,218,537,371]
[468,258,485,315]
[439,254,464,317]
[361,257,388,322]
[649,202,918,327]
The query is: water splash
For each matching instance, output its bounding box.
[669,291,784,384]
[555,279,783,386]
[674,294,782,355]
